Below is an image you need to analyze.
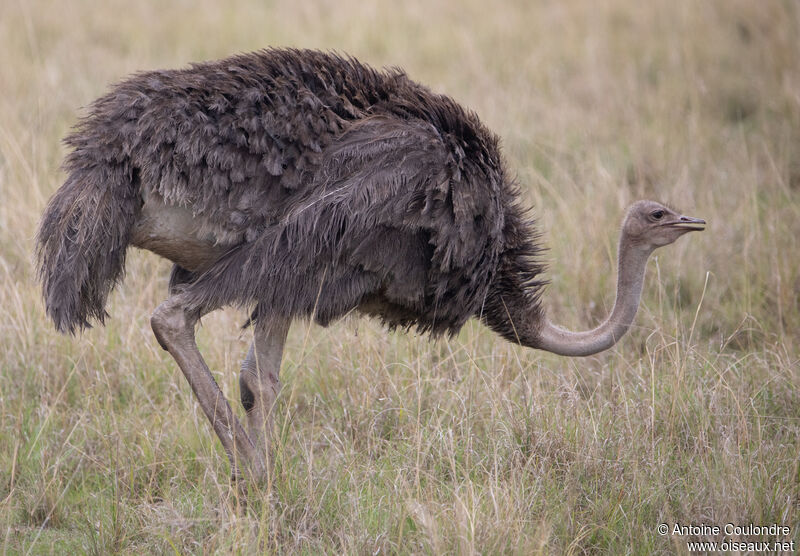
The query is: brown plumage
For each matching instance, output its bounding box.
[36,48,545,341]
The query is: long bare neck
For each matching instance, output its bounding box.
[535,234,654,357]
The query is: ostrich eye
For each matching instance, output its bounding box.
[651,210,665,220]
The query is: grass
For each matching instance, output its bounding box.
[1,0,799,553]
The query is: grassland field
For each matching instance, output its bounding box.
[1,0,799,553]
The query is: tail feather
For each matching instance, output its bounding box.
[35,157,139,334]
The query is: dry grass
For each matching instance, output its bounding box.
[1,0,799,553]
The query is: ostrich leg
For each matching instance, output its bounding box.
[239,315,291,478]
[150,292,266,482]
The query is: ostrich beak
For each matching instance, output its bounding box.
[669,214,706,231]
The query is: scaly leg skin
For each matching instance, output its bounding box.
[150,293,266,484]
[239,316,291,485]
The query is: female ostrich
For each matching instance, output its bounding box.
[36,49,704,484]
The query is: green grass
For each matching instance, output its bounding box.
[1,0,799,553]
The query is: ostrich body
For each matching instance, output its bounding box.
[36,49,705,484]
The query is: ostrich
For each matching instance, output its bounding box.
[36,48,705,485]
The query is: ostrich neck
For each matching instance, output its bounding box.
[536,235,653,357]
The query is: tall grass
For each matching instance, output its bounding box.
[1,0,798,553]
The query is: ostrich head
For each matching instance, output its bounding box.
[535,199,705,356]
[622,200,706,251]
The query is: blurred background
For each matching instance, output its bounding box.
[1,0,798,553]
